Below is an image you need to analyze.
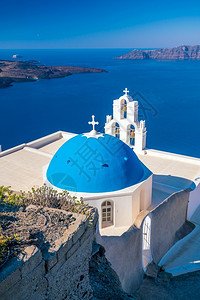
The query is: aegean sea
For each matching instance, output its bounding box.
[0,48,200,158]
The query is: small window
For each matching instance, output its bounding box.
[101,200,113,228]
[102,163,109,167]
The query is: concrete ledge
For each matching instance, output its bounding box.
[166,262,200,277]
[26,131,62,149]
[61,131,77,140]
[153,181,180,194]
[146,148,200,166]
[0,130,76,158]
[23,146,53,158]
[0,143,26,157]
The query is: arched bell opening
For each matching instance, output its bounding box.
[101,200,114,228]
[128,124,135,146]
[121,99,127,119]
[112,122,120,139]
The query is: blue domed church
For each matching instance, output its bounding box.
[45,90,152,235]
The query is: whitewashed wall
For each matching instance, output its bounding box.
[187,179,200,220]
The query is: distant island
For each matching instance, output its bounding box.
[0,60,106,88]
[116,45,200,60]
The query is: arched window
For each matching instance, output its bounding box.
[142,215,152,269]
[121,99,127,119]
[112,122,120,139]
[128,124,135,146]
[101,200,113,228]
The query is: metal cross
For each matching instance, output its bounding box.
[88,115,99,131]
[123,88,129,95]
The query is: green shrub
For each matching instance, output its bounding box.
[0,234,20,266]
[0,185,89,215]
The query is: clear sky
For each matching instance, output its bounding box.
[1,0,200,49]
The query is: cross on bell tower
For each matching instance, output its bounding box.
[123,88,129,96]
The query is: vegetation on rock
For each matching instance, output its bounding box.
[0,184,91,266]
[0,184,89,215]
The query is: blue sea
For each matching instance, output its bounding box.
[0,49,200,158]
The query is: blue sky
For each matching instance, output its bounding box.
[1,0,200,48]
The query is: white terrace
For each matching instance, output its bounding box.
[1,130,200,209]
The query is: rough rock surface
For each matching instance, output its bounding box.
[0,60,106,88]
[0,203,77,268]
[0,203,96,300]
[117,45,200,60]
[90,243,135,300]
[134,270,200,300]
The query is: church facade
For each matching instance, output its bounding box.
[44,89,152,235]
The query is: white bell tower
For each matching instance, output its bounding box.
[104,88,147,153]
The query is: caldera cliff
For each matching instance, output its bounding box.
[116,45,200,60]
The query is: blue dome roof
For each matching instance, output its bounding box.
[46,134,144,193]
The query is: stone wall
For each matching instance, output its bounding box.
[97,225,143,293]
[151,189,189,263]
[0,209,98,300]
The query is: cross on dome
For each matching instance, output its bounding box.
[88,115,99,131]
[83,115,103,139]
[123,88,129,96]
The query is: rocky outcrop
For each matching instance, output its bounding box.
[116,45,200,60]
[90,242,135,299]
[134,270,200,300]
[0,202,133,299]
[0,204,98,300]
[0,60,106,88]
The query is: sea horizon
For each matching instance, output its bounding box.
[0,48,200,158]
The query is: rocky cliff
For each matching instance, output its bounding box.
[0,60,106,88]
[117,45,200,60]
[0,201,134,300]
